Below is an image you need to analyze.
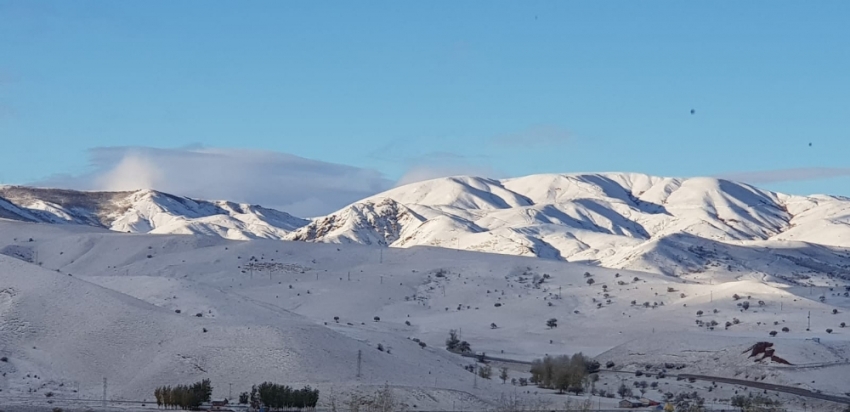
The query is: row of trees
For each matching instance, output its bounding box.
[730,393,783,412]
[529,353,599,395]
[153,379,212,410]
[242,382,320,410]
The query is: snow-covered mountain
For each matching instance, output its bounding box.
[5,172,850,279]
[0,186,307,240]
[286,173,850,279]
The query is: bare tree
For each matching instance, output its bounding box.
[499,366,509,384]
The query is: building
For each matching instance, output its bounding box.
[199,399,243,412]
[619,399,643,408]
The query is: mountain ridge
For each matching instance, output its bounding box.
[3,172,849,280]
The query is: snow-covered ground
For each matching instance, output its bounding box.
[1,219,849,411]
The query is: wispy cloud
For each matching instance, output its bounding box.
[395,163,500,187]
[491,124,570,147]
[393,151,499,187]
[716,167,850,184]
[367,141,498,186]
[34,146,393,217]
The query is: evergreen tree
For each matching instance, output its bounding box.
[446,329,460,351]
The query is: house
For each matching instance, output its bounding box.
[619,399,643,408]
[200,399,241,412]
[639,397,661,406]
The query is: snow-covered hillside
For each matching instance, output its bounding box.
[288,173,850,280]
[1,221,849,411]
[0,186,307,240]
[5,172,850,280]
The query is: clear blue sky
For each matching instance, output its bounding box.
[1,1,849,197]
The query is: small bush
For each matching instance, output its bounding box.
[0,357,7,362]
[782,327,790,332]
[373,316,380,322]
[418,341,427,348]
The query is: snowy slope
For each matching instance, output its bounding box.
[5,172,850,280]
[287,173,850,280]
[0,186,308,240]
[0,234,505,409]
[1,221,849,411]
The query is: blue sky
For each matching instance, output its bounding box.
[1,1,849,213]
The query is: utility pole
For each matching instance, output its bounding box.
[357,350,362,378]
[348,271,350,281]
[808,311,811,331]
[380,248,383,264]
[229,383,232,400]
[102,377,107,409]
[380,275,383,284]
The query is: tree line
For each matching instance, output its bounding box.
[529,353,599,395]
[241,382,320,410]
[154,379,212,410]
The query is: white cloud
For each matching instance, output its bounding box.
[395,164,499,187]
[393,151,500,187]
[716,167,850,184]
[35,146,393,217]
